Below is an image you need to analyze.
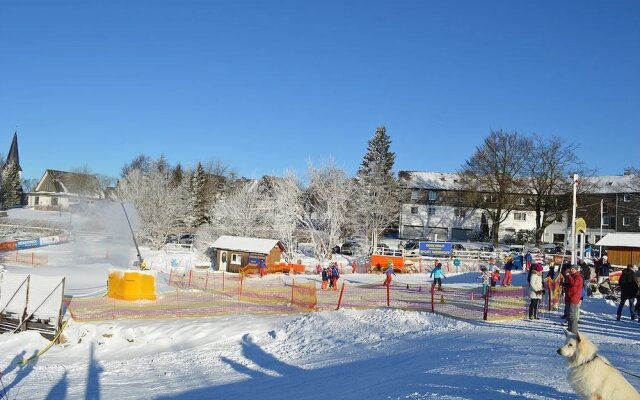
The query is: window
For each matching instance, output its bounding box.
[454,209,466,218]
[623,216,631,226]
[483,194,497,203]
[410,191,418,200]
[410,206,418,215]
[51,197,58,206]
[428,191,437,201]
[34,196,39,205]
[602,216,609,226]
[623,194,631,202]
[231,253,242,265]
[602,204,608,214]
[556,213,563,222]
[513,212,526,221]
[427,207,436,216]
[517,197,525,206]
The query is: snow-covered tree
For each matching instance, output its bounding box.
[355,125,399,251]
[1,161,22,209]
[188,162,207,227]
[266,172,305,262]
[115,159,189,249]
[203,180,269,240]
[301,162,354,261]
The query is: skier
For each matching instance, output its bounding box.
[430,260,447,290]
[383,260,396,287]
[258,259,267,278]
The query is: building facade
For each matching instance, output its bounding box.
[398,171,639,245]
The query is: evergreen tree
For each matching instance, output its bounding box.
[170,164,184,188]
[356,126,399,251]
[1,161,22,209]
[358,126,395,178]
[189,162,207,227]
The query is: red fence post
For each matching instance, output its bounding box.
[483,288,490,320]
[431,283,435,312]
[32,252,35,265]
[222,271,225,292]
[386,283,390,307]
[188,270,192,288]
[204,271,209,290]
[336,282,346,310]
[291,279,295,305]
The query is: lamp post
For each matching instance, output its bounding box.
[570,174,579,265]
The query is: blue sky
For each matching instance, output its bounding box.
[1,1,639,181]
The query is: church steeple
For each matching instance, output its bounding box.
[5,131,21,171]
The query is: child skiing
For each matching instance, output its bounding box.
[430,260,447,290]
[478,265,490,296]
[490,269,500,292]
[321,267,329,290]
[383,260,396,287]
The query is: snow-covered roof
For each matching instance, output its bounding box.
[399,171,640,194]
[211,235,283,254]
[595,233,640,248]
[580,175,638,194]
[399,171,463,190]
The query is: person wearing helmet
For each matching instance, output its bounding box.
[528,264,545,319]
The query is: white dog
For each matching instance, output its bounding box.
[557,329,640,400]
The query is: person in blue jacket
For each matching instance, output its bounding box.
[383,260,396,287]
[430,260,447,290]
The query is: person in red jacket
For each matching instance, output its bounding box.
[564,265,584,333]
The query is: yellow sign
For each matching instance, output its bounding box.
[575,218,587,232]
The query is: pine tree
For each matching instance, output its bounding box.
[356,126,399,250]
[170,164,184,188]
[1,161,22,209]
[189,162,207,227]
[358,126,395,179]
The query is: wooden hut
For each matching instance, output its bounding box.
[211,235,284,273]
[595,233,640,266]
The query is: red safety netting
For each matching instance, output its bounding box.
[68,271,531,322]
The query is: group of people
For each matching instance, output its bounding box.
[320,262,341,290]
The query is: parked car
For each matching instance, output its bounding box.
[178,234,195,244]
[336,241,362,255]
[164,234,179,244]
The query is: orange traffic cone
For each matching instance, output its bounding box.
[440,294,445,304]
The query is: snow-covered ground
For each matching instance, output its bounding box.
[0,211,639,399]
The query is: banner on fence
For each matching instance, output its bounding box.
[419,241,453,257]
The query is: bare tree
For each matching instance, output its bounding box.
[458,130,532,246]
[115,160,190,249]
[524,135,582,245]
